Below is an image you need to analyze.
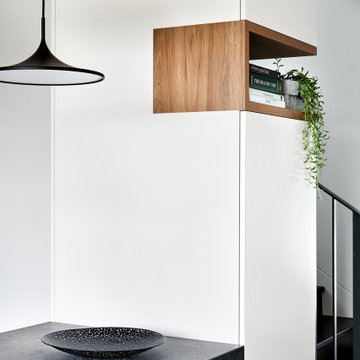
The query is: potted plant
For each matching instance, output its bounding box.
[273,59,329,193]
[273,58,304,110]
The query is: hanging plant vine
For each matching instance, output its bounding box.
[274,59,329,194]
[284,68,329,192]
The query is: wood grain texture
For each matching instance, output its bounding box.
[154,21,244,113]
[153,20,316,118]
[245,100,305,120]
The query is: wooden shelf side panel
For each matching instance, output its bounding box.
[154,22,246,113]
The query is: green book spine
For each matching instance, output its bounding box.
[249,72,282,95]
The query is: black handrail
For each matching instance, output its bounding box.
[319,183,360,216]
[319,182,360,360]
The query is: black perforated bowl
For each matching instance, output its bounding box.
[41,327,165,359]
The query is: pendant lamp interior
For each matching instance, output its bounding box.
[0,0,104,86]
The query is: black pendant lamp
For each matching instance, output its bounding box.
[0,0,104,86]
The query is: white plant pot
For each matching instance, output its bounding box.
[282,79,300,96]
[284,94,305,111]
[282,79,305,111]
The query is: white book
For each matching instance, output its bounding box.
[249,94,286,108]
[249,88,284,102]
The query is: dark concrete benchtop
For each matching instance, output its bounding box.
[0,322,244,360]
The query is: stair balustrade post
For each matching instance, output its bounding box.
[353,212,360,360]
[332,198,338,360]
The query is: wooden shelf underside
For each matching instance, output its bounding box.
[247,21,316,60]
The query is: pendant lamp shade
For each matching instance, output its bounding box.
[0,0,104,86]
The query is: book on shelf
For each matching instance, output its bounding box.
[250,72,282,95]
[249,63,280,79]
[249,88,284,102]
[249,94,285,108]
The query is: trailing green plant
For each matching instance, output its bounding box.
[275,60,329,193]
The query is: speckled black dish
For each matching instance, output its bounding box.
[41,327,165,359]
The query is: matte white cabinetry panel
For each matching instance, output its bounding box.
[0,0,52,333]
[54,0,240,344]
[242,112,316,360]
[241,0,316,46]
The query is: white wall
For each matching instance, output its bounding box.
[241,0,316,46]
[313,0,360,317]
[0,0,52,332]
[241,2,317,356]
[53,0,241,344]
[0,0,319,354]
[267,0,358,317]
[53,0,318,351]
[312,0,360,207]
[242,112,316,360]
[250,0,355,318]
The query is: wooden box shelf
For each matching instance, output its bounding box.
[153,20,316,120]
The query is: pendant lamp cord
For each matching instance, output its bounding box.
[41,0,46,41]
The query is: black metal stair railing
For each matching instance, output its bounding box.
[319,183,360,360]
